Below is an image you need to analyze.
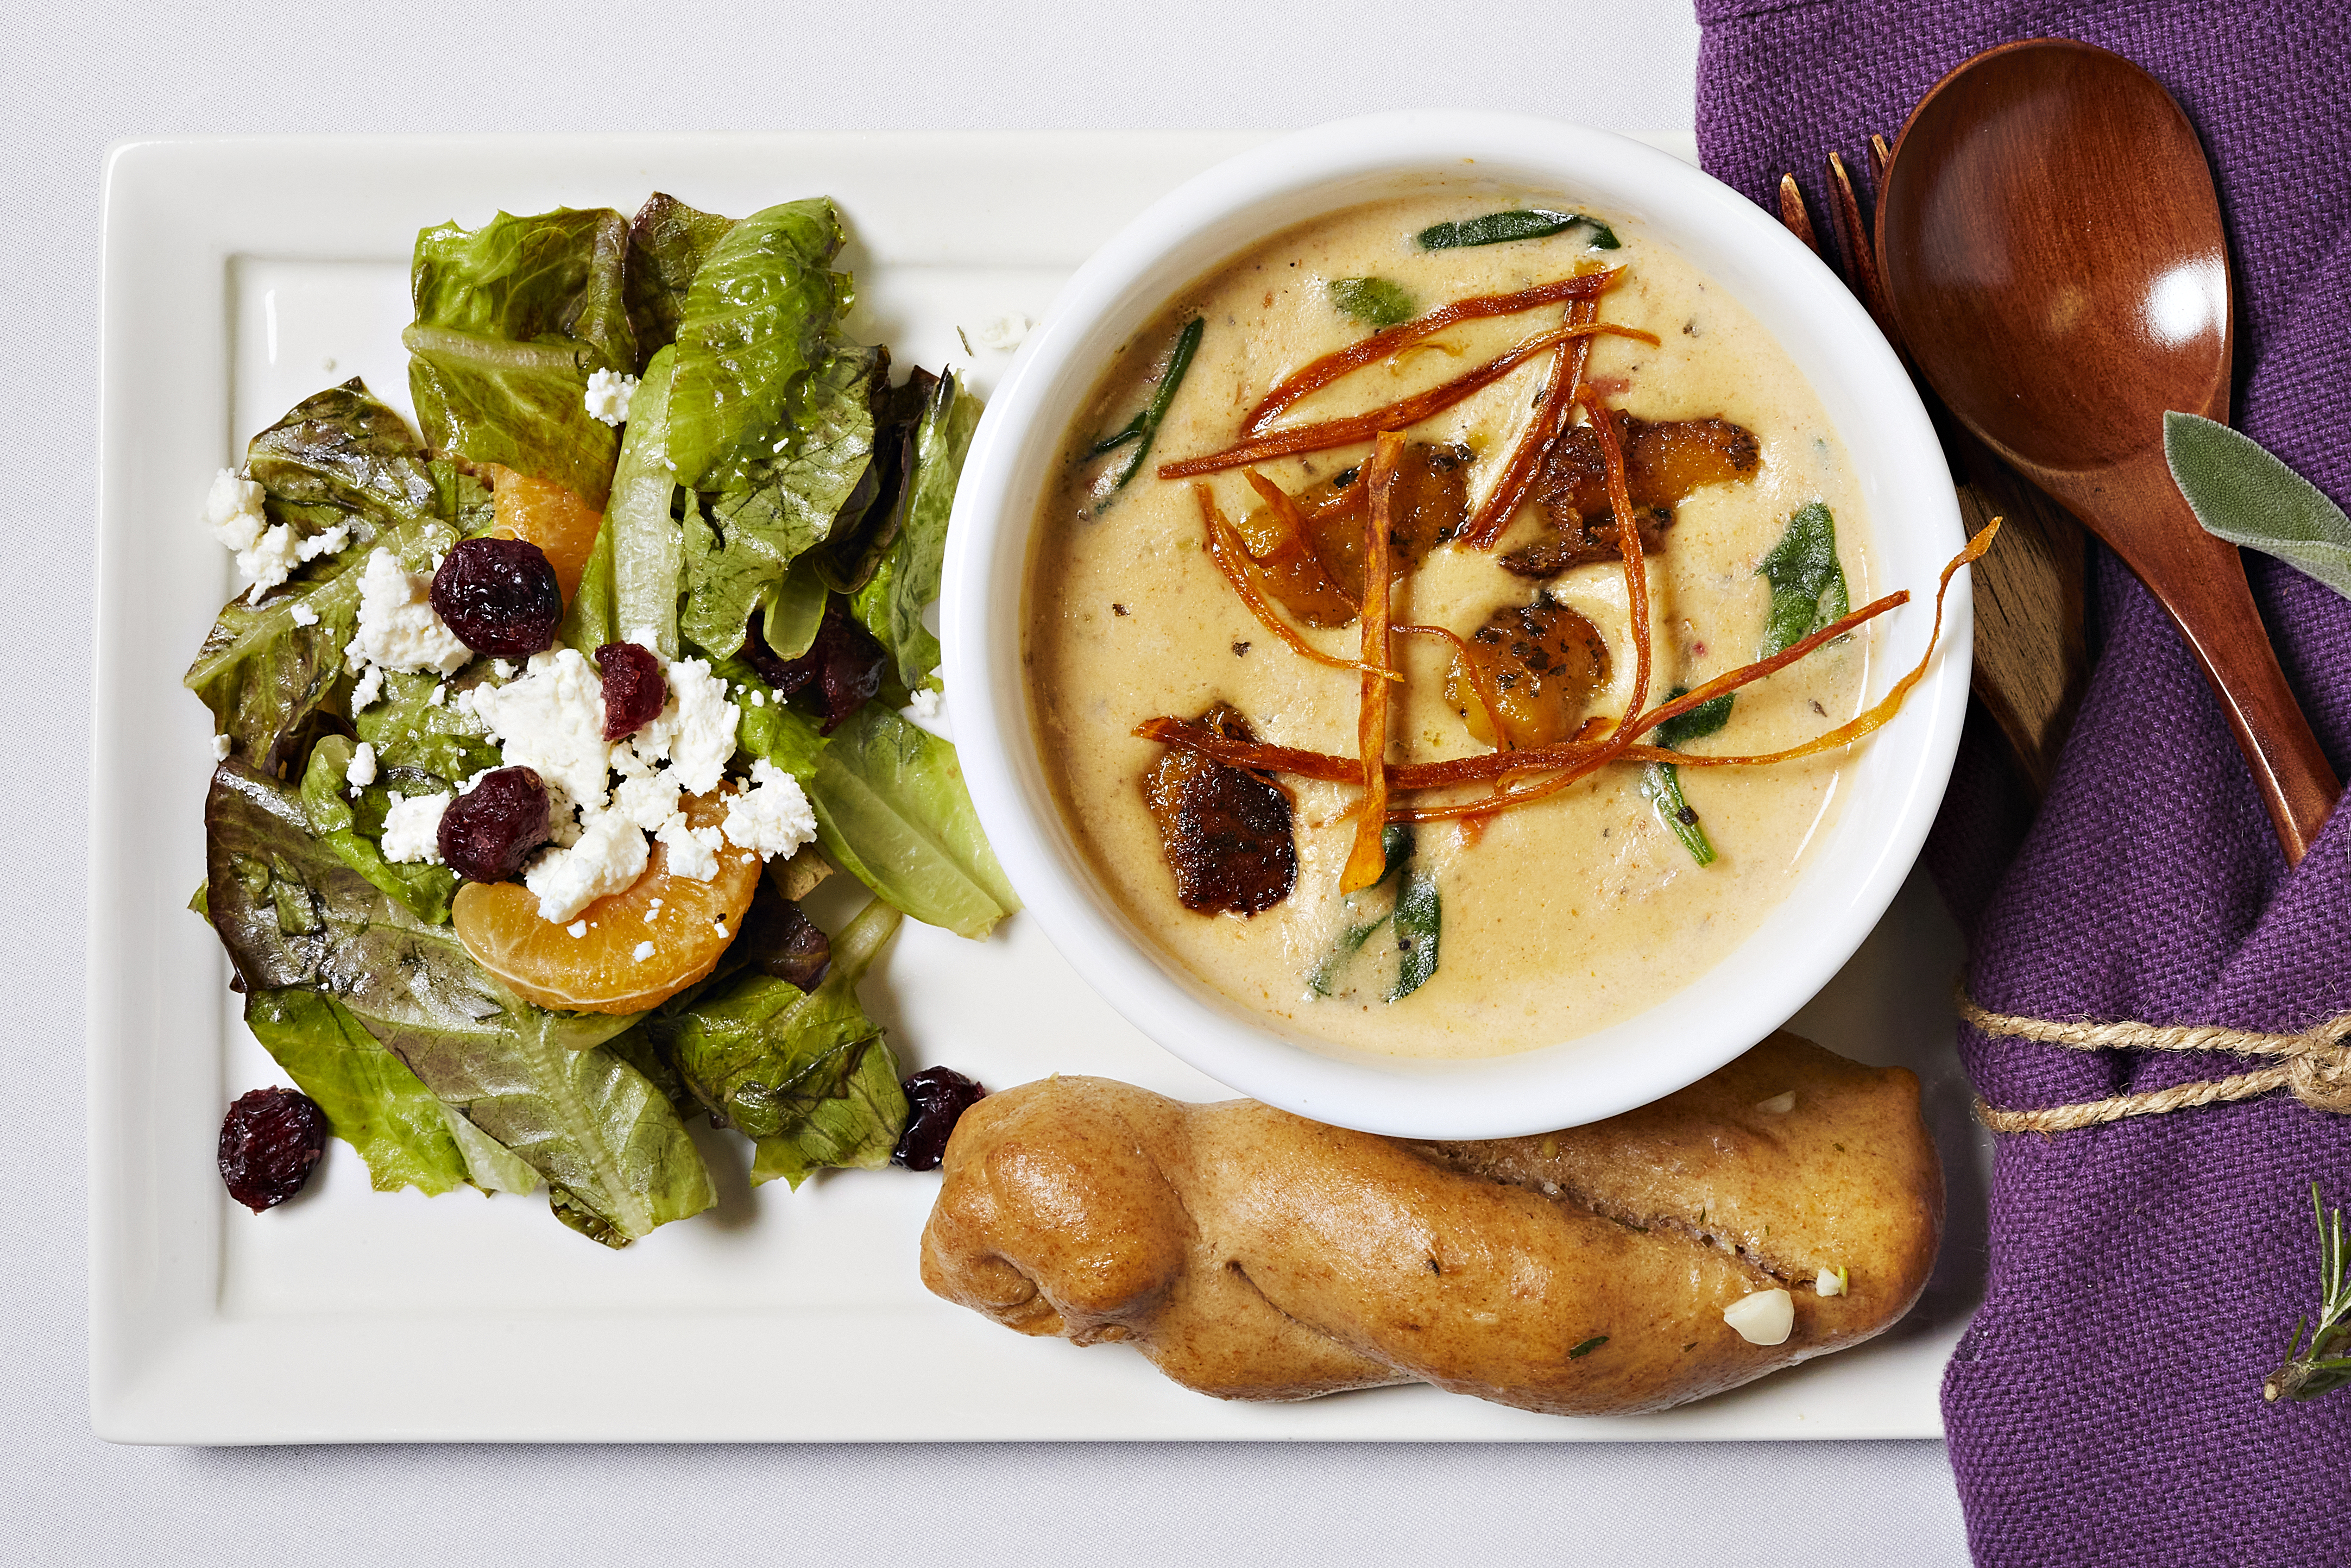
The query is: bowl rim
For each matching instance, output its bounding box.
[940,109,1967,1138]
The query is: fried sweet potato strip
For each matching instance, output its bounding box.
[1197,485,1397,681]
[1341,434,1405,894]
[1243,270,1621,436]
[1461,295,1599,550]
[1157,322,1660,481]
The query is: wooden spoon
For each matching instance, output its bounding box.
[1877,37,2340,862]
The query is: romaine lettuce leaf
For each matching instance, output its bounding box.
[852,369,980,691]
[718,654,830,778]
[801,704,1018,940]
[204,760,714,1244]
[665,198,854,493]
[678,344,880,658]
[604,344,685,656]
[242,986,475,1195]
[185,383,465,778]
[352,669,501,784]
[624,194,737,371]
[644,898,908,1187]
[557,488,619,657]
[298,735,458,924]
[404,207,634,508]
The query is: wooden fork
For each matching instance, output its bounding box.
[1780,138,2090,799]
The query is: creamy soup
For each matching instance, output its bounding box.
[1024,191,1873,1059]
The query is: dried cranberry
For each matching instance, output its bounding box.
[438,766,552,881]
[430,537,563,656]
[741,598,886,734]
[219,1086,329,1212]
[737,885,831,990]
[890,1067,987,1172]
[595,641,667,740]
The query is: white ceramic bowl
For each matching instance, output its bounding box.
[942,111,1966,1139]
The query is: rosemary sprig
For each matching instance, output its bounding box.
[2265,1181,2351,1403]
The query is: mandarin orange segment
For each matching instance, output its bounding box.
[453,790,760,1016]
[486,464,605,604]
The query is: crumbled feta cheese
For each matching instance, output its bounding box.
[633,941,655,962]
[1755,1091,1797,1115]
[524,807,650,923]
[584,367,640,426]
[379,790,451,864]
[288,601,320,627]
[1817,1267,1848,1299]
[568,920,589,938]
[472,647,616,809]
[296,522,351,562]
[973,313,1033,351]
[453,687,478,717]
[203,470,269,552]
[613,772,683,834]
[658,817,723,881]
[1722,1288,1794,1346]
[747,689,764,707]
[426,684,446,708]
[345,741,378,790]
[240,524,302,602]
[493,659,515,679]
[906,686,942,720]
[622,655,739,792]
[722,758,818,859]
[211,734,231,761]
[350,663,385,711]
[346,549,468,673]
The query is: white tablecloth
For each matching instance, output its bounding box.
[5,1,1971,1559]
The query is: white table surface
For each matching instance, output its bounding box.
[8,1,1972,1560]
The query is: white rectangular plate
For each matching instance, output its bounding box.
[92,131,1988,1444]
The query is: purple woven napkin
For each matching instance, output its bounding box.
[1696,4,2351,1563]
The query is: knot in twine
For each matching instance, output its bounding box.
[1955,991,2351,1134]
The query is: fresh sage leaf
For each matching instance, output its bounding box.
[1415,210,1620,252]
[1757,501,1849,658]
[1089,316,1203,493]
[1328,277,1417,329]
[1655,687,1734,748]
[1388,867,1441,1002]
[2166,411,2351,602]
[1640,762,1717,867]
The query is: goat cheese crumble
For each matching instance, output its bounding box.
[379,791,452,865]
[346,549,468,674]
[722,759,818,859]
[524,805,650,923]
[584,367,640,425]
[288,602,320,627]
[203,470,268,552]
[345,741,379,790]
[212,734,231,761]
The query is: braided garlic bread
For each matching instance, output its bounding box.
[918,1032,1940,1415]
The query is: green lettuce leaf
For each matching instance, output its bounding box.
[665,198,855,493]
[1757,500,1850,658]
[607,344,684,656]
[852,369,981,690]
[718,654,830,778]
[405,207,634,508]
[679,344,880,658]
[184,383,464,778]
[557,489,619,657]
[353,669,501,783]
[799,704,1018,939]
[298,734,458,924]
[624,194,737,372]
[243,986,477,1196]
[204,760,714,1244]
[649,898,907,1187]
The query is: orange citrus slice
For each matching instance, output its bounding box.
[453,790,760,1015]
[486,464,604,606]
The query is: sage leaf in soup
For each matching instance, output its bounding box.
[1089,315,1203,493]
[1645,685,1730,867]
[2166,411,2351,602]
[1387,867,1442,1002]
[1328,276,1418,330]
[1415,210,1621,252]
[1756,501,1850,658]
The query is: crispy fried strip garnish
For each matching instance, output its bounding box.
[1395,622,1509,747]
[1460,295,1599,550]
[1240,468,1313,553]
[1197,485,1398,681]
[1244,271,1622,436]
[1341,434,1407,893]
[1157,322,1661,481]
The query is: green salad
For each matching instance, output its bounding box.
[193,194,1012,1246]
